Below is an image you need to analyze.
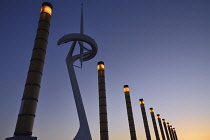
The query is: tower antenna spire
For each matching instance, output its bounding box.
[80,2,84,34]
[79,2,84,67]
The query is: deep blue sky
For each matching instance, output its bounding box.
[1,1,210,140]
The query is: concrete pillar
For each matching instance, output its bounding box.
[124,85,137,140]
[162,119,170,140]
[156,114,166,140]
[98,61,109,140]
[139,99,151,140]
[167,123,174,140]
[149,108,160,140]
[6,2,53,140]
[173,128,178,140]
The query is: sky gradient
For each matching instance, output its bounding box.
[1,1,210,140]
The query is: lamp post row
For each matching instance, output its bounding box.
[125,87,179,140]
[100,62,179,140]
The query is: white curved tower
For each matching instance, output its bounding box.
[57,4,98,140]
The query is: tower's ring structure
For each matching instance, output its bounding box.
[57,33,98,61]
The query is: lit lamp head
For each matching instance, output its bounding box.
[173,128,176,131]
[97,61,105,70]
[170,125,173,129]
[162,119,166,123]
[40,2,53,15]
[157,114,161,119]
[139,99,144,105]
[149,108,154,113]
[124,85,130,92]
[167,122,170,126]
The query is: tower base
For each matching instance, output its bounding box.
[6,136,37,140]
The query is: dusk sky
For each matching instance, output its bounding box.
[1,1,210,140]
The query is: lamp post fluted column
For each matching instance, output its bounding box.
[167,123,174,140]
[157,114,166,140]
[6,2,53,140]
[173,128,178,140]
[124,85,137,140]
[149,108,160,140]
[162,119,170,140]
[139,99,151,140]
[98,61,109,140]
[170,125,176,140]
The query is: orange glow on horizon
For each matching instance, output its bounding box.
[40,5,52,15]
